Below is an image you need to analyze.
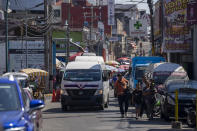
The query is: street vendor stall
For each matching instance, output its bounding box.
[20,68,48,101]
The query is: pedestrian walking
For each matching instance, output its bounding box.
[140,76,149,117]
[115,73,129,118]
[143,79,156,120]
[132,82,142,119]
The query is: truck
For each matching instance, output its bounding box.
[130,56,165,89]
[61,61,110,111]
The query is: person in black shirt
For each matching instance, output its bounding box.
[133,82,142,119]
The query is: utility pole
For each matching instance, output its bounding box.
[84,6,101,53]
[20,25,23,69]
[161,0,164,56]
[48,0,53,92]
[90,6,93,52]
[44,0,48,71]
[66,2,71,64]
[25,10,28,68]
[5,0,9,72]
[147,0,155,56]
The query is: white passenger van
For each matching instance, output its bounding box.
[61,61,110,110]
[75,56,104,64]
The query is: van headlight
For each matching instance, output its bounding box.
[61,89,68,96]
[95,89,103,95]
[5,127,26,131]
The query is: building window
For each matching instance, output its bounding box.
[54,9,60,17]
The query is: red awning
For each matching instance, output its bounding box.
[69,52,83,61]
[117,57,130,61]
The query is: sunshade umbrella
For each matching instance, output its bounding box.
[118,68,125,73]
[119,65,129,70]
[56,58,65,69]
[105,65,118,72]
[105,61,119,66]
[117,57,130,62]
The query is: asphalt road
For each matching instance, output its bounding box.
[42,91,192,131]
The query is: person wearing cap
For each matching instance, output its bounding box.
[115,73,129,118]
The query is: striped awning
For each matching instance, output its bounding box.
[20,68,48,77]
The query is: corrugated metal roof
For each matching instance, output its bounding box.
[115,4,136,10]
[3,0,44,11]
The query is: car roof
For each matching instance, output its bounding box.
[2,72,28,78]
[0,77,18,84]
[151,62,185,72]
[166,80,197,86]
[75,56,104,63]
[66,61,102,70]
[82,52,96,56]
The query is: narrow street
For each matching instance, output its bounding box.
[42,91,191,131]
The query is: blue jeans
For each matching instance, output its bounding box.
[118,94,129,115]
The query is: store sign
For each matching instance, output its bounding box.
[187,0,197,25]
[109,37,119,42]
[9,40,45,71]
[130,19,148,37]
[107,0,115,25]
[163,0,192,52]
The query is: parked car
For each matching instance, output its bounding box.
[0,76,45,131]
[2,72,32,93]
[160,80,197,121]
[23,88,44,130]
[145,62,189,91]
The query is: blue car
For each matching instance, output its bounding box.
[0,77,45,131]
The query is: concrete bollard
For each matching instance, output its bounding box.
[171,89,182,129]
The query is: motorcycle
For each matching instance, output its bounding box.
[185,107,196,128]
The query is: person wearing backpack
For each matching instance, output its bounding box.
[115,73,129,118]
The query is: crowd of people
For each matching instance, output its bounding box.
[113,73,158,120]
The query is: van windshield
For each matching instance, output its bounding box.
[64,69,101,81]
[153,72,188,84]
[135,66,147,81]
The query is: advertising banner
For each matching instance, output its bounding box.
[163,0,192,52]
[107,0,115,25]
[98,21,105,41]
[9,40,45,71]
[154,1,162,38]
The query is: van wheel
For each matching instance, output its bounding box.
[61,105,68,111]
[187,111,196,128]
